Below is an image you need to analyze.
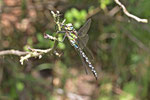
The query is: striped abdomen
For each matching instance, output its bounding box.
[78,48,98,80]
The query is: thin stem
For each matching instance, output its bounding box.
[114,0,148,23]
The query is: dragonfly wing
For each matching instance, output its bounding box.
[83,46,95,61]
[74,47,89,74]
[78,19,91,37]
[77,34,89,49]
[77,36,95,61]
[76,18,91,48]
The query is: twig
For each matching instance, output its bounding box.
[108,6,120,17]
[87,7,101,19]
[114,0,148,23]
[0,11,63,65]
[44,33,58,41]
[121,28,150,53]
[28,47,51,53]
[0,50,28,56]
[20,47,52,65]
[19,11,63,65]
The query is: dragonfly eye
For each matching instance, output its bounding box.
[69,26,73,30]
[66,23,74,30]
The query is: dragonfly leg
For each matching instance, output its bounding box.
[57,31,66,33]
[56,31,67,42]
[57,33,67,43]
[61,33,67,42]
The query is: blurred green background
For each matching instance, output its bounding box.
[0,0,150,100]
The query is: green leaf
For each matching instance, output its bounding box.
[99,0,112,9]
[65,11,73,22]
[119,94,134,100]
[58,42,66,50]
[71,8,80,18]
[131,54,140,63]
[123,81,138,96]
[16,82,24,91]
[23,45,30,51]
[36,33,53,48]
[37,33,44,42]
[58,34,63,41]
[98,96,111,100]
[64,8,87,28]
[74,22,81,28]
[36,63,53,71]
[80,10,87,20]
[27,37,33,45]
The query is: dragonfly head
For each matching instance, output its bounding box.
[65,23,74,31]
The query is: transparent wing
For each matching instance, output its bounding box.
[76,36,94,61]
[76,19,94,61]
[73,47,89,74]
[78,19,91,37]
[77,34,89,49]
[77,18,91,49]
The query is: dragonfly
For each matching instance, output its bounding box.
[62,19,98,80]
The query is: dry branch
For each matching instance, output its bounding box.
[114,0,148,23]
[0,50,28,56]
[0,11,63,65]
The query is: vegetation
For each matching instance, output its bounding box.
[0,0,150,100]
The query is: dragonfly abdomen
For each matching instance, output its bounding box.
[78,48,98,80]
